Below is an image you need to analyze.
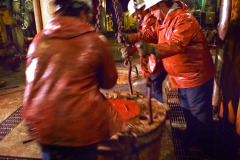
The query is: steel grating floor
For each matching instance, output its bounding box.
[0,87,197,160]
[0,156,40,160]
[0,106,23,141]
[166,88,202,160]
[0,87,174,160]
[0,106,41,159]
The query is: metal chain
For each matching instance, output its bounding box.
[112,0,126,44]
[95,0,102,33]
[112,0,135,95]
[135,5,153,124]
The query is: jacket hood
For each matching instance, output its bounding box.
[163,1,188,25]
[43,16,95,39]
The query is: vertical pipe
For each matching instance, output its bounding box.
[212,0,232,108]
[218,0,232,40]
[201,0,206,11]
[212,46,224,108]
[32,0,43,33]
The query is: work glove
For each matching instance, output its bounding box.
[118,46,132,59]
[135,41,159,59]
[116,32,129,44]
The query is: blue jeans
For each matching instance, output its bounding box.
[178,78,214,151]
[40,143,97,160]
[146,71,167,103]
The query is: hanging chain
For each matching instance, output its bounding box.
[112,0,135,95]
[95,0,103,33]
[134,2,153,124]
[112,0,126,45]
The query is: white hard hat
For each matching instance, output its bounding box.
[128,0,146,16]
[128,0,136,16]
[144,0,170,10]
[134,0,145,9]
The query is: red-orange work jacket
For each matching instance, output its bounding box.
[128,13,164,78]
[22,16,125,146]
[155,1,215,88]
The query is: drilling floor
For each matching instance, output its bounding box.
[2,60,234,160]
[0,58,177,160]
[1,35,239,160]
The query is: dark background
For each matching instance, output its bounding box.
[106,0,129,12]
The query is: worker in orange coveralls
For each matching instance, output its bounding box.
[22,0,125,159]
[118,0,167,103]
[136,0,216,158]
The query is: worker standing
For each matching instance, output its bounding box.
[136,0,215,158]
[22,0,125,159]
[118,0,167,103]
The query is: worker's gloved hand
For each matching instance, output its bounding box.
[116,32,129,44]
[135,41,159,59]
[118,46,132,59]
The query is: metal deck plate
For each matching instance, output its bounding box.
[0,106,23,141]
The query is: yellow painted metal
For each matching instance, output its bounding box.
[0,8,13,44]
[0,8,13,25]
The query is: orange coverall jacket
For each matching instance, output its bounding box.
[22,16,125,146]
[154,1,215,88]
[128,13,164,78]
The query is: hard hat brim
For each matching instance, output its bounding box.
[144,0,161,10]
